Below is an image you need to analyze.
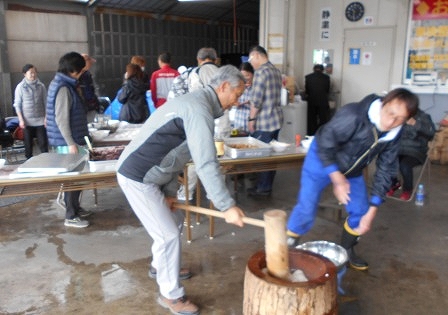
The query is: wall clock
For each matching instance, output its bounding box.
[345,2,365,22]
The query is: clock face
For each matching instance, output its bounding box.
[345,2,365,22]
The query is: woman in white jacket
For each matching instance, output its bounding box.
[13,64,48,159]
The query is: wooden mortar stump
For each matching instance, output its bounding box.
[243,249,338,315]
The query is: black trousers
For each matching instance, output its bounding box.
[398,155,421,192]
[307,104,330,135]
[23,125,48,159]
[64,190,82,219]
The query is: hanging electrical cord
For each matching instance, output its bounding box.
[233,0,237,46]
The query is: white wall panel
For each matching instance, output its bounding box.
[5,11,87,41]
[5,10,88,73]
[7,41,89,72]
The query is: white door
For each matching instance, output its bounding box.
[341,27,395,106]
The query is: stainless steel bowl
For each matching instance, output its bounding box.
[296,241,348,270]
[106,120,120,133]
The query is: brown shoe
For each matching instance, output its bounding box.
[157,295,199,315]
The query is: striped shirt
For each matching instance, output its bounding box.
[250,61,283,131]
[234,86,252,132]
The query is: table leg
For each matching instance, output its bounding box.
[185,208,191,243]
[56,185,65,209]
[184,168,192,243]
[209,201,215,239]
[233,175,238,201]
[195,182,201,224]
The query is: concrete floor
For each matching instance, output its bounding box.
[1,163,448,315]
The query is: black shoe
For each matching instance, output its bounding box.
[247,187,272,197]
[341,227,369,271]
[78,208,93,218]
[347,248,369,271]
[287,236,301,248]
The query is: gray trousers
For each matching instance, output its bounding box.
[117,173,185,299]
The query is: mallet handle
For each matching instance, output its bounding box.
[174,202,265,228]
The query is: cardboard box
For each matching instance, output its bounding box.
[284,76,296,103]
[432,132,446,147]
[440,150,448,164]
[429,147,441,162]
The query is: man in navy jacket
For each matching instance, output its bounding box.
[287,88,419,271]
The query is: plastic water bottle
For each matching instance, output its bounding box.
[415,184,425,206]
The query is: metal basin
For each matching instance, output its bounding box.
[296,241,348,270]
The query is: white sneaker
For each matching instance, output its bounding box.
[64,217,89,228]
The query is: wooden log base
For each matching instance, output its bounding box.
[243,249,338,315]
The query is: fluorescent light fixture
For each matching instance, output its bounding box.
[64,0,96,5]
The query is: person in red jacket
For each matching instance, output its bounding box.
[150,52,179,108]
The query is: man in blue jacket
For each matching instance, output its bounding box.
[287,88,419,271]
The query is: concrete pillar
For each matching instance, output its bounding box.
[259,0,306,92]
[0,0,13,117]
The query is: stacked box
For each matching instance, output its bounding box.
[429,127,448,164]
